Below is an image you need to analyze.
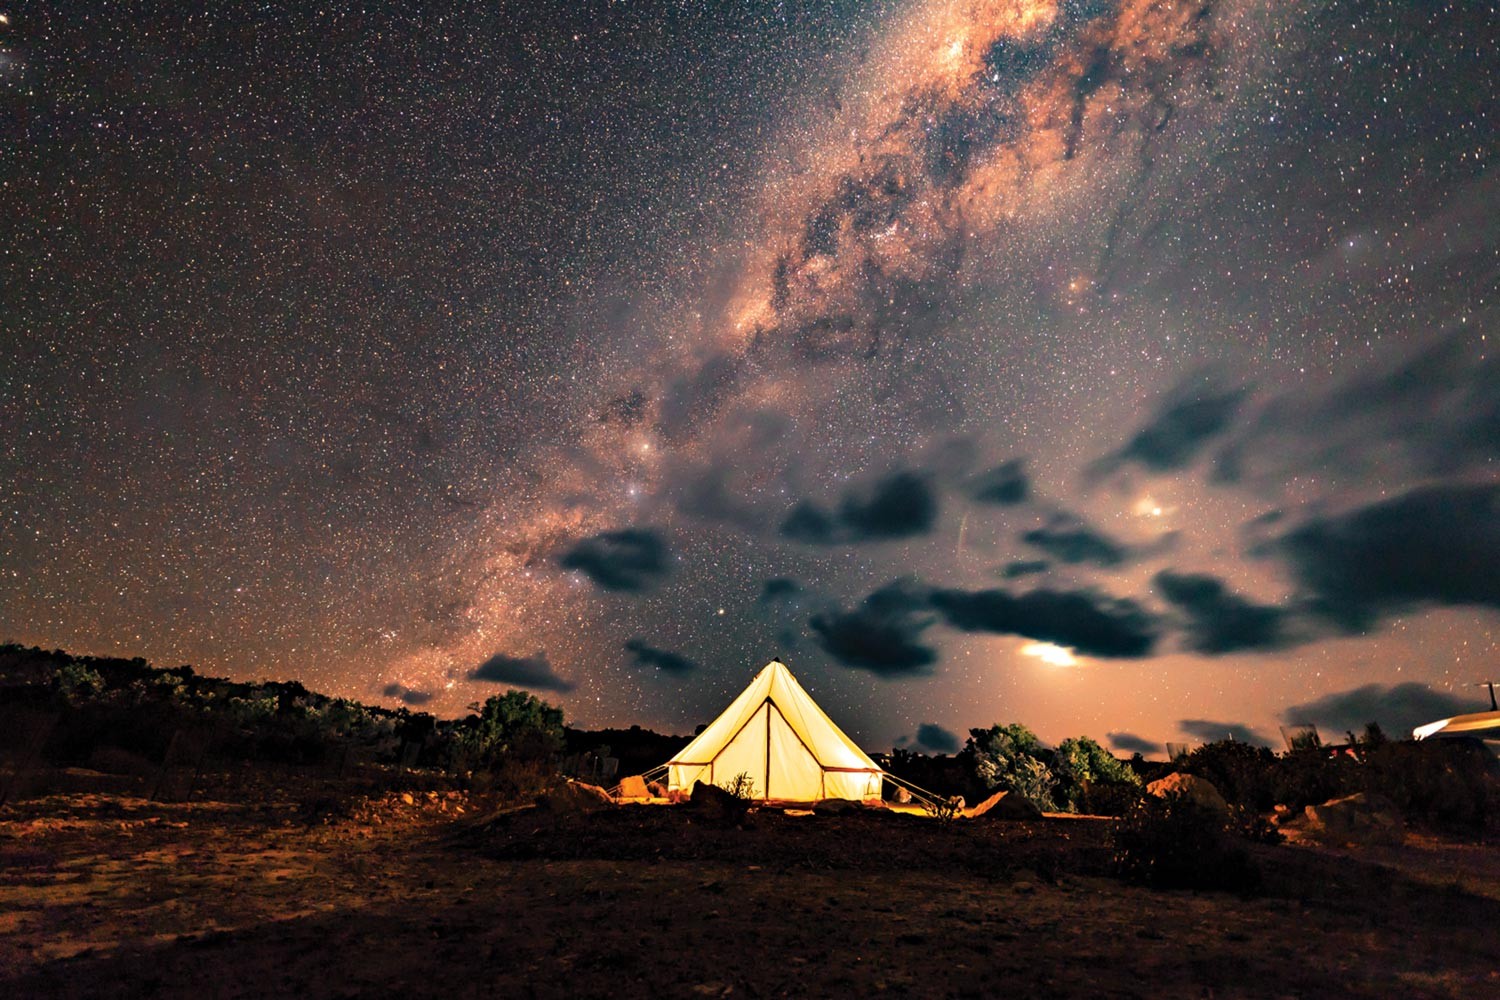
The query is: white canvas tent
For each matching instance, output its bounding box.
[666,659,884,803]
[1413,710,1500,741]
[1413,682,1500,741]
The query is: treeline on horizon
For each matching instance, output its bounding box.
[0,642,685,796]
[1,643,1495,839]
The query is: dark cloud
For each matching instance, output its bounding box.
[780,502,841,544]
[1020,514,1128,567]
[1238,509,1286,545]
[380,682,434,707]
[623,638,700,676]
[559,528,669,592]
[1092,381,1247,478]
[1281,683,1480,739]
[1214,332,1500,487]
[967,459,1029,505]
[1277,483,1500,629]
[1154,570,1287,654]
[470,651,575,693]
[1107,731,1163,756]
[809,580,938,677]
[760,577,802,602]
[781,471,938,544]
[915,722,960,753]
[1000,560,1050,580]
[841,471,938,539]
[929,586,1157,658]
[1178,719,1271,747]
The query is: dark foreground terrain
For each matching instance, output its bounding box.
[3,791,1499,999]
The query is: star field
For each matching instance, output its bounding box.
[2,0,1496,754]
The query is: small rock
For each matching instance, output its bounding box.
[537,780,614,815]
[813,798,858,814]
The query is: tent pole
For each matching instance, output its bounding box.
[764,698,771,800]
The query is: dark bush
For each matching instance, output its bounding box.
[1053,736,1141,811]
[1271,747,1360,813]
[1079,778,1147,817]
[1227,803,1283,845]
[467,755,560,802]
[1181,740,1280,811]
[1360,739,1498,837]
[1114,793,1260,891]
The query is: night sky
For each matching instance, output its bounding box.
[3,1,1496,756]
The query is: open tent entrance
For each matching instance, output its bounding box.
[664,659,884,803]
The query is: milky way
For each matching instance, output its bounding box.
[3,1,1496,754]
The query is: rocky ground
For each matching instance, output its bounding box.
[3,789,1499,999]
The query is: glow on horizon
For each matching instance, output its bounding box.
[1020,641,1078,667]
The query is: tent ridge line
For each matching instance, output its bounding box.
[767,700,820,773]
[707,696,775,771]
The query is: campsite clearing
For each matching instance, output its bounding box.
[3,793,1499,998]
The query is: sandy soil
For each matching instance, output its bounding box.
[3,792,1498,999]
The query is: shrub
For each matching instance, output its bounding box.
[53,661,106,705]
[1228,803,1283,845]
[963,723,1058,810]
[1182,740,1280,811]
[1272,746,1358,812]
[718,771,758,801]
[454,691,566,772]
[922,795,964,824]
[1079,778,1147,817]
[1113,793,1259,892]
[1361,739,1498,836]
[1054,736,1141,811]
[468,755,561,802]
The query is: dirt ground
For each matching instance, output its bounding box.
[3,791,1499,999]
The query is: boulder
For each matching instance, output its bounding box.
[538,779,614,814]
[688,780,747,823]
[969,790,1043,821]
[1146,773,1230,817]
[617,774,649,799]
[1295,792,1404,847]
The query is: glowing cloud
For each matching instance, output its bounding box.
[1020,641,1078,667]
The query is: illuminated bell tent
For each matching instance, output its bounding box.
[666,659,884,803]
